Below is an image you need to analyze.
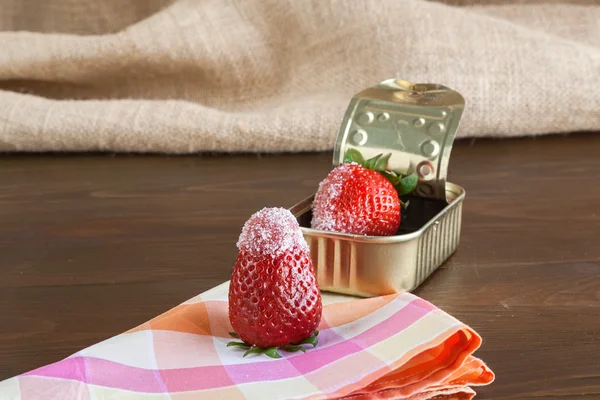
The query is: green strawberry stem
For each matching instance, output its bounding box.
[226,330,319,359]
[344,149,418,203]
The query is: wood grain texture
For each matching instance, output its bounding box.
[1,133,600,399]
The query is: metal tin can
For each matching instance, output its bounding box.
[289,79,466,297]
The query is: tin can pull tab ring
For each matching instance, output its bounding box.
[333,79,465,203]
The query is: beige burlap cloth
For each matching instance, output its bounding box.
[0,0,598,153]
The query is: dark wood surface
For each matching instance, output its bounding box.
[1,133,599,399]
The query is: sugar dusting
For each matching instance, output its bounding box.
[311,163,366,233]
[237,207,309,256]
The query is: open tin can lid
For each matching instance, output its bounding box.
[333,79,465,202]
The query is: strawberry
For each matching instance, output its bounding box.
[228,207,322,358]
[311,150,418,236]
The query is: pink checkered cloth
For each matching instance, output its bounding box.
[0,285,494,400]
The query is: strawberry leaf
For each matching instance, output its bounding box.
[243,346,265,358]
[297,335,318,348]
[228,332,239,338]
[227,341,251,349]
[265,347,282,359]
[292,331,319,347]
[344,149,365,165]
[373,153,391,172]
[398,173,419,196]
[365,154,383,170]
[380,170,401,186]
[283,345,307,353]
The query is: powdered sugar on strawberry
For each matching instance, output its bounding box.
[237,207,309,256]
[311,163,354,233]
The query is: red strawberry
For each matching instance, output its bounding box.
[311,150,417,236]
[228,207,322,357]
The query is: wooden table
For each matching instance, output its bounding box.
[1,133,599,399]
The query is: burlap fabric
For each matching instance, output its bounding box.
[0,0,598,152]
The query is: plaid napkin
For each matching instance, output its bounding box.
[0,284,494,400]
